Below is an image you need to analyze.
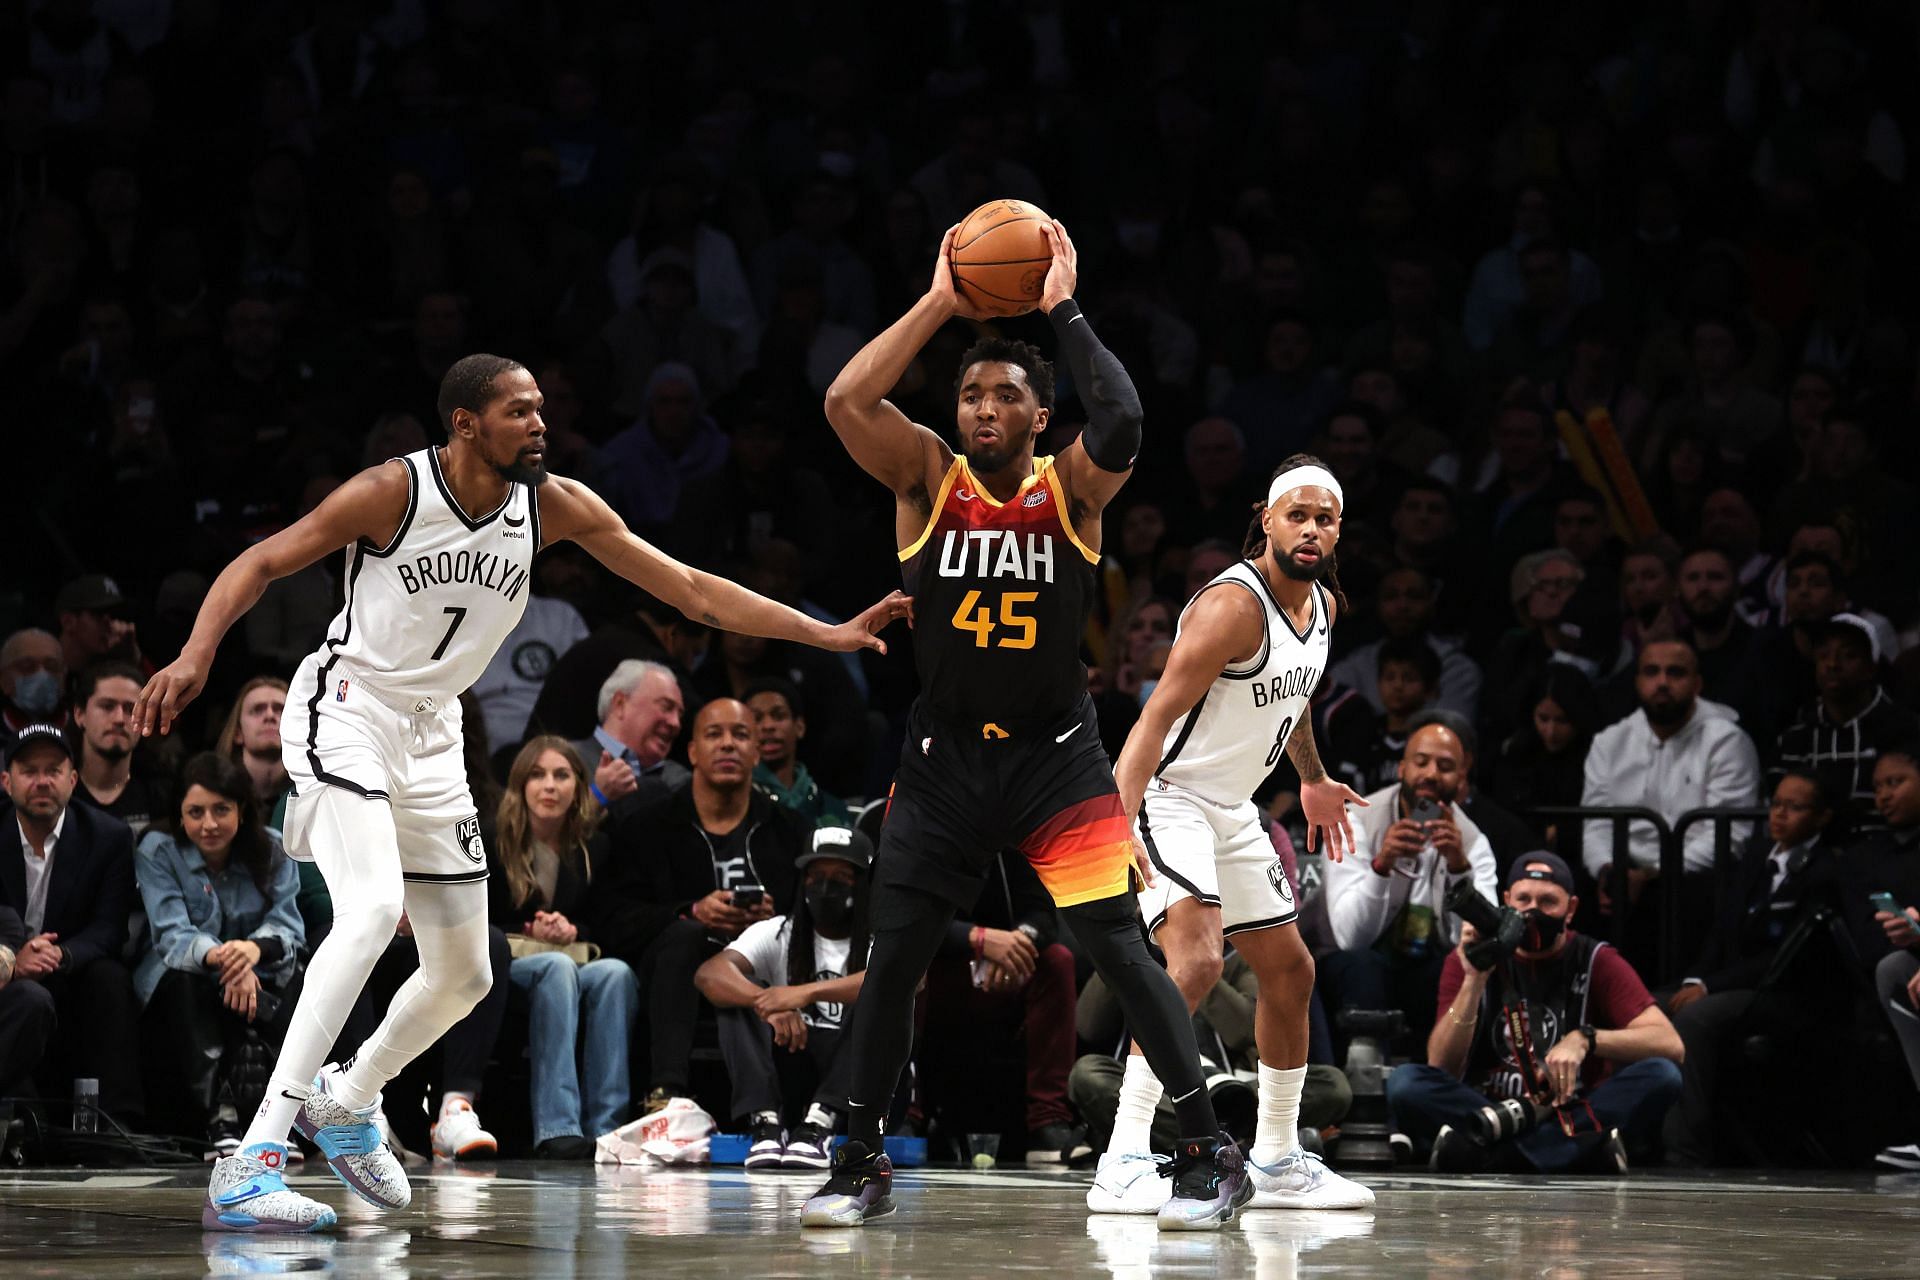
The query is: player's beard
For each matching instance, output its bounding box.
[962,427,1027,476]
[494,450,550,486]
[1275,544,1333,583]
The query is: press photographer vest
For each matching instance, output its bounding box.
[1466,932,1605,1101]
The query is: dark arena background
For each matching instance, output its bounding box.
[6,1,1920,1275]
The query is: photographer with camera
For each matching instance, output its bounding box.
[1386,853,1684,1173]
[1314,713,1498,1048]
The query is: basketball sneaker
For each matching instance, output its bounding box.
[1028,1122,1093,1165]
[292,1065,411,1211]
[1875,1142,1920,1171]
[746,1113,786,1171]
[202,1142,337,1233]
[431,1098,497,1161]
[799,1140,894,1227]
[782,1121,833,1170]
[1155,1133,1252,1232]
[1247,1146,1375,1209]
[1085,1151,1172,1213]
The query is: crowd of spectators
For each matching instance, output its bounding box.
[7,0,1920,1171]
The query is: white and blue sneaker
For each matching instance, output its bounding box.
[1085,1151,1172,1213]
[202,1142,337,1233]
[1248,1145,1376,1209]
[292,1065,411,1212]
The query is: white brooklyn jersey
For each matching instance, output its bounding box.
[1152,561,1330,807]
[306,447,539,707]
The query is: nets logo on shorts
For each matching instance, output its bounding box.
[1267,859,1295,910]
[456,814,485,864]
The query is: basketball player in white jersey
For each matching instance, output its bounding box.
[1092,454,1375,1214]
[132,354,910,1233]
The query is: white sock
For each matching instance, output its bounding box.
[1251,1063,1307,1165]
[1106,1054,1164,1157]
[440,1091,475,1117]
[804,1102,836,1130]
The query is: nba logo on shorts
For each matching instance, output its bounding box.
[335,678,349,702]
[1267,859,1294,909]
[456,815,484,864]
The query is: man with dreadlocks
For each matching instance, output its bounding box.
[696,826,875,1172]
[1094,454,1377,1215]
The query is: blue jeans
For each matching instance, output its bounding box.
[508,953,639,1143]
[1386,1058,1683,1171]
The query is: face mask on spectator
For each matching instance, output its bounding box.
[10,670,60,714]
[806,882,855,933]
[1522,908,1566,951]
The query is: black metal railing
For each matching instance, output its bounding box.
[1530,804,1767,983]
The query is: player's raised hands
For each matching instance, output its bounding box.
[1299,777,1367,861]
[929,224,997,321]
[825,590,913,654]
[133,654,208,737]
[1038,219,1077,315]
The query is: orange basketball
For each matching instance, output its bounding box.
[950,199,1053,317]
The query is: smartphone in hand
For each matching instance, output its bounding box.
[732,886,765,909]
[1870,891,1907,918]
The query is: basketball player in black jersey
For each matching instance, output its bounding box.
[801,219,1251,1230]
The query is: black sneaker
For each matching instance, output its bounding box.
[205,1108,242,1162]
[533,1135,596,1160]
[1155,1132,1252,1231]
[1575,1127,1628,1176]
[800,1140,894,1227]
[1427,1124,1489,1174]
[1027,1122,1093,1165]
[746,1115,786,1171]
[783,1121,833,1169]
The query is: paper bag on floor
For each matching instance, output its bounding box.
[595,1097,717,1165]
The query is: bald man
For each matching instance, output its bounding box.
[1314,711,1499,1050]
[591,697,814,1110]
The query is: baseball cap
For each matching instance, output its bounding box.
[1816,612,1882,664]
[797,825,874,872]
[1507,851,1576,893]
[5,723,75,768]
[54,574,127,615]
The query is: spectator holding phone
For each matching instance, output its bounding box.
[594,698,809,1113]
[1311,712,1498,1047]
[1835,744,1920,1168]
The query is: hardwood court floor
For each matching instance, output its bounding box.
[1,1161,1914,1277]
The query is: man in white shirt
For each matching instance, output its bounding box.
[1313,712,1498,1047]
[694,827,873,1172]
[1580,639,1760,969]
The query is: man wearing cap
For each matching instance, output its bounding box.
[695,825,874,1170]
[591,698,810,1114]
[1776,613,1917,825]
[0,724,144,1125]
[1580,638,1760,966]
[1,629,69,756]
[1387,852,1684,1173]
[54,574,145,685]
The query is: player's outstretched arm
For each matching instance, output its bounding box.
[822,224,987,494]
[134,462,413,737]
[1044,220,1142,519]
[543,476,910,654]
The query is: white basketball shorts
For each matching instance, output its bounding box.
[1136,779,1296,937]
[280,654,487,885]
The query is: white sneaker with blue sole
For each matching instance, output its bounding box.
[202,1142,337,1233]
[1248,1146,1376,1209]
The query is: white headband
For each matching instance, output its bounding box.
[1267,465,1344,510]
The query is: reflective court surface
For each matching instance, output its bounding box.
[2,1163,1917,1278]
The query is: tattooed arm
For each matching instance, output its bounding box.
[1286,715,1366,859]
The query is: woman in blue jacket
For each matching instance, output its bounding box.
[136,752,304,1156]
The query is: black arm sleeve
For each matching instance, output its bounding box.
[1049,299,1142,473]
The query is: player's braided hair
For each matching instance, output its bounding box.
[437,352,527,435]
[1244,452,1349,614]
[953,336,1056,410]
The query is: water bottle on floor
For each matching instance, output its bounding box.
[72,1078,98,1134]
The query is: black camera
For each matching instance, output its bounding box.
[1444,879,1527,971]
[1469,1095,1547,1145]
